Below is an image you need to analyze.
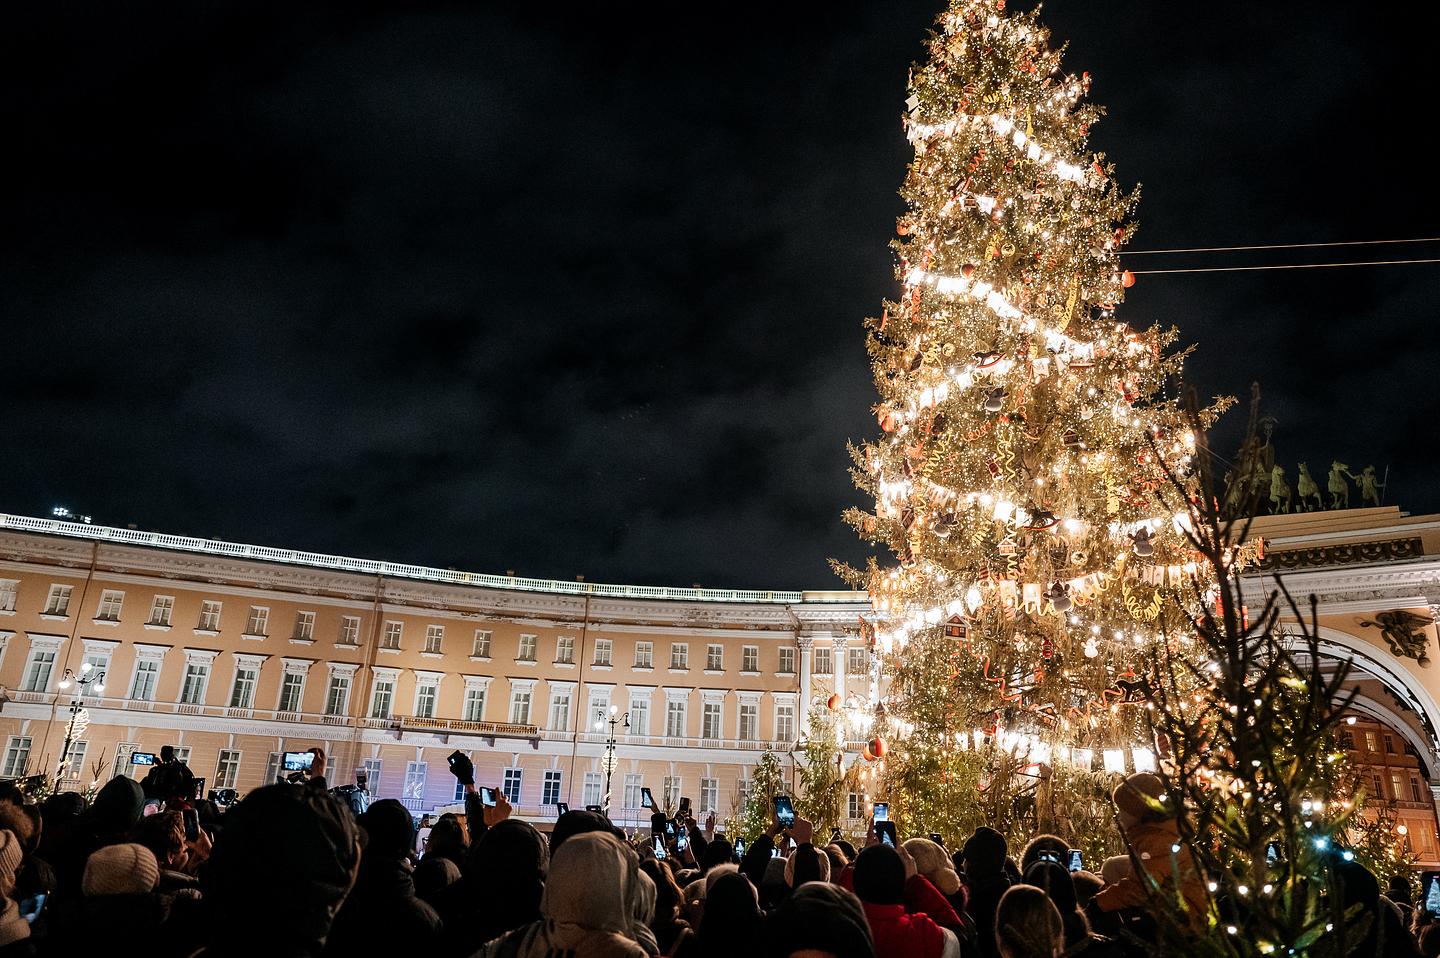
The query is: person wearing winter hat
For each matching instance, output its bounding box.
[696,871,762,958]
[435,817,549,957]
[1092,773,1205,933]
[51,843,172,957]
[411,854,461,906]
[905,837,967,916]
[1019,835,1071,873]
[763,882,875,958]
[960,826,1012,958]
[82,842,160,897]
[327,799,442,956]
[0,828,31,952]
[852,845,960,958]
[52,775,146,897]
[994,884,1064,958]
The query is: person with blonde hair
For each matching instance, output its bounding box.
[994,884,1065,958]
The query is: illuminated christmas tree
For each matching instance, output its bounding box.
[840,0,1226,838]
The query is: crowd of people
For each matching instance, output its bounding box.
[0,748,1434,957]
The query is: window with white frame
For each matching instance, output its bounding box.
[148,595,174,627]
[555,636,574,664]
[403,761,427,801]
[453,776,468,802]
[294,612,316,641]
[264,752,282,787]
[414,676,439,718]
[130,658,161,701]
[277,668,306,713]
[95,590,124,621]
[228,662,258,708]
[369,672,396,719]
[339,616,361,646]
[0,580,16,613]
[509,684,533,724]
[2,737,33,777]
[702,702,723,740]
[848,647,868,675]
[813,647,832,675]
[634,642,653,669]
[245,607,269,636]
[462,681,488,722]
[472,630,492,658]
[112,743,139,780]
[198,600,222,631]
[588,690,611,728]
[180,660,210,705]
[776,700,796,743]
[583,772,603,807]
[43,585,73,616]
[661,776,680,810]
[670,643,688,670]
[381,621,403,650]
[81,647,113,677]
[172,746,191,765]
[543,769,562,806]
[215,749,242,789]
[423,624,444,654]
[22,648,57,692]
[326,669,353,715]
[737,778,753,809]
[778,647,795,674]
[548,688,572,731]
[517,634,537,662]
[65,740,89,779]
[502,767,523,804]
[362,758,382,793]
[623,773,643,810]
[593,639,612,666]
[848,792,864,820]
[706,645,723,671]
[665,699,686,738]
[700,778,718,815]
[741,646,759,672]
[629,696,650,736]
[738,702,758,742]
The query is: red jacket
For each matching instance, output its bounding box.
[861,902,948,958]
[836,868,963,932]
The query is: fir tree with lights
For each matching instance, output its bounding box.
[840,0,1224,840]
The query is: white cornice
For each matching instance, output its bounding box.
[1242,560,1440,612]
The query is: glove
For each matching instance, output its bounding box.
[449,752,475,786]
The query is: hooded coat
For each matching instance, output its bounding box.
[436,818,548,957]
[326,799,443,956]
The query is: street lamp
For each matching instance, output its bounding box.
[55,663,105,786]
[595,704,629,817]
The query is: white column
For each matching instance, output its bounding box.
[833,636,848,708]
[797,635,814,735]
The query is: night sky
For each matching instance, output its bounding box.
[4,2,1437,590]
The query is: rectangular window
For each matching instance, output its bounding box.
[229,666,257,708]
[2,737,32,777]
[666,700,686,738]
[215,749,242,789]
[548,690,571,731]
[738,703,758,742]
[502,767,523,804]
[339,616,361,646]
[634,642,653,669]
[742,646,759,672]
[1413,778,1427,803]
[778,647,795,674]
[737,778,752,809]
[463,685,486,722]
[198,600,222,631]
[245,607,269,636]
[65,740,89,779]
[848,792,864,820]
[700,778,718,815]
[555,636,574,664]
[814,647,833,676]
[44,584,73,616]
[702,702,722,740]
[95,589,124,621]
[1365,731,1378,752]
[326,674,351,715]
[543,769,562,806]
[629,699,649,736]
[264,752,282,787]
[593,639,612,666]
[1373,774,1385,799]
[362,758,382,793]
[278,672,304,712]
[517,634,537,662]
[149,595,174,627]
[472,630,492,658]
[22,651,56,692]
[510,688,532,725]
[623,773,643,810]
[1392,773,1407,803]
[848,647,868,675]
[381,621,403,650]
[370,676,395,718]
[415,680,438,719]
[0,580,16,613]
[454,777,468,802]
[130,661,160,701]
[294,612,316,641]
[423,624,444,654]
[662,776,680,810]
[670,644,688,670]
[776,702,796,743]
[706,645,723,671]
[1385,734,1396,754]
[180,663,210,705]
[583,772,603,807]
[403,762,427,801]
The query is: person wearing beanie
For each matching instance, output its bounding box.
[1092,773,1205,933]
[960,826,1012,958]
[994,884,1065,958]
[0,829,31,953]
[53,775,146,898]
[50,843,172,958]
[83,842,160,897]
[784,844,831,887]
[852,845,960,958]
[435,817,549,957]
[326,799,442,956]
[905,837,968,918]
[763,882,875,958]
[412,854,461,905]
[696,871,762,958]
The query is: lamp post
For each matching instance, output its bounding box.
[55,662,105,787]
[594,704,629,817]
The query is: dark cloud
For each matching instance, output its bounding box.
[3,2,1436,589]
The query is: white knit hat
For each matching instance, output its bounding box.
[82,843,160,897]
[0,829,23,899]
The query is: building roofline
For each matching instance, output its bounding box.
[0,513,865,606]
